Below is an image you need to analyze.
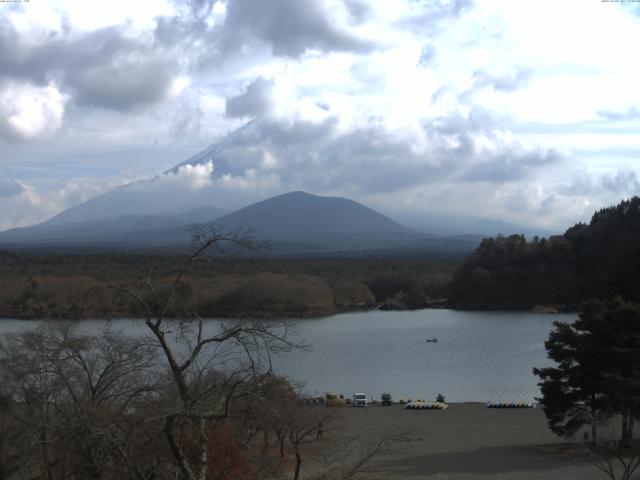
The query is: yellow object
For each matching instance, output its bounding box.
[324,392,347,407]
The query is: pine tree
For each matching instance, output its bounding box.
[534,298,640,441]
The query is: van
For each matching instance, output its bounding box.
[353,393,367,407]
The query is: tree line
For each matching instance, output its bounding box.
[450,197,640,309]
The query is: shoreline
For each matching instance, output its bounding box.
[0,304,578,322]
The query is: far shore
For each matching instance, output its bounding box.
[0,303,578,322]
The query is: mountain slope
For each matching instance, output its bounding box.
[0,207,224,246]
[216,191,416,238]
[212,191,427,251]
[41,122,259,227]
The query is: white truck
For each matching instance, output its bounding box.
[352,393,368,407]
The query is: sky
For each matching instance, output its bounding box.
[1,0,639,232]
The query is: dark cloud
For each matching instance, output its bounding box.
[0,180,25,198]
[420,111,562,183]
[68,59,176,111]
[597,106,640,121]
[170,108,558,197]
[560,170,640,197]
[462,148,562,183]
[1,0,377,116]
[601,170,640,193]
[222,0,376,57]
[225,77,274,118]
[157,0,377,70]
[0,23,178,111]
[343,0,374,22]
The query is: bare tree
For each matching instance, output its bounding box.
[0,322,162,480]
[113,223,295,480]
[581,439,640,480]
[0,325,67,480]
[579,418,640,480]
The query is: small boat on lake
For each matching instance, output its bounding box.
[425,338,438,343]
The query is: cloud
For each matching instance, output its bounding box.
[226,77,275,118]
[0,180,25,198]
[0,177,122,231]
[165,115,565,198]
[398,0,474,33]
[0,81,66,141]
[559,170,640,197]
[418,44,436,66]
[601,170,640,193]
[473,68,531,92]
[597,106,640,121]
[153,161,215,190]
[68,57,178,111]
[0,21,179,113]
[221,0,376,58]
[462,147,562,183]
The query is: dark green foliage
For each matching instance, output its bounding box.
[534,298,640,440]
[450,197,640,309]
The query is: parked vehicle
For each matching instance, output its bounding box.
[324,392,347,407]
[352,393,368,407]
[381,393,393,406]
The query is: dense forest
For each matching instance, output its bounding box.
[0,252,457,320]
[450,197,640,310]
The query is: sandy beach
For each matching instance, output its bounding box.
[322,403,604,480]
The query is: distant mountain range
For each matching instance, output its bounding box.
[0,121,556,254]
[0,206,224,246]
[0,190,484,254]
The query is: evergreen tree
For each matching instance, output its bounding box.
[535,298,640,441]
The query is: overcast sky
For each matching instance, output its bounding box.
[1,0,639,231]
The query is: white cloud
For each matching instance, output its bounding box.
[155,161,215,190]
[0,82,66,142]
[0,177,122,231]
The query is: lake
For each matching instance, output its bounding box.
[0,309,574,403]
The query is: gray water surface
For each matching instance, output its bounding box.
[0,309,574,403]
[270,309,574,403]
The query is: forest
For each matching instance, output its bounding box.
[0,250,457,320]
[449,197,640,310]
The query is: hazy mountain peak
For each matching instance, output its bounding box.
[215,190,417,240]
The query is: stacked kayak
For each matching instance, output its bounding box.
[486,401,535,408]
[406,401,449,410]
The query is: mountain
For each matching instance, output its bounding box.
[0,190,481,254]
[41,184,227,227]
[0,206,225,246]
[391,211,557,238]
[210,191,430,252]
[217,191,415,236]
[41,122,259,227]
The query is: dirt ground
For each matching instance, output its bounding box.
[320,403,606,480]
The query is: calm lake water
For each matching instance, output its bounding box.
[0,309,575,403]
